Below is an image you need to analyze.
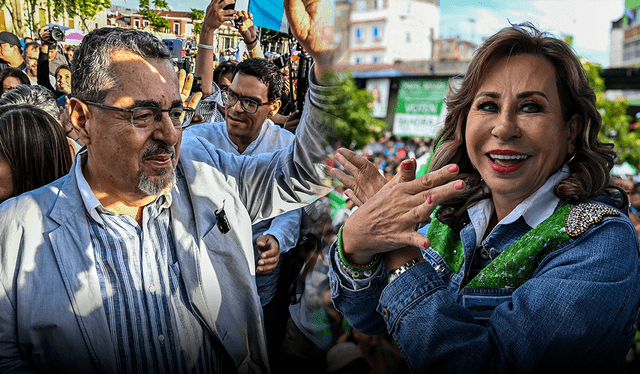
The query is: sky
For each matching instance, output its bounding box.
[118,0,626,67]
[439,0,624,67]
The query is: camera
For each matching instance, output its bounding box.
[273,52,290,69]
[50,26,65,43]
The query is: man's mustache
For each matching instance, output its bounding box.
[143,143,175,159]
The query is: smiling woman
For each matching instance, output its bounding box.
[329,22,640,372]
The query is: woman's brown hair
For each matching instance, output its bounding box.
[0,104,72,200]
[429,22,617,232]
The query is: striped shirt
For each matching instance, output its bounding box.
[76,157,221,373]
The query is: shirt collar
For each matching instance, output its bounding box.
[74,149,173,226]
[468,165,569,247]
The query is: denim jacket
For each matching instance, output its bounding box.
[329,194,640,372]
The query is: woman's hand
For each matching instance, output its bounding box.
[330,148,416,206]
[341,164,465,265]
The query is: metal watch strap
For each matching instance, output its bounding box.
[388,258,423,284]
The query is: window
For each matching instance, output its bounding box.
[355,57,361,64]
[356,0,366,11]
[143,20,150,27]
[406,32,411,42]
[134,19,140,28]
[375,0,383,9]
[173,22,180,35]
[373,56,380,64]
[356,28,363,41]
[373,27,380,39]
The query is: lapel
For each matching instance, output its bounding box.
[169,167,222,336]
[48,160,117,374]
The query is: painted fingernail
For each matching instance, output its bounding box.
[449,165,458,173]
[427,195,433,205]
[402,161,412,170]
[421,239,428,248]
[455,180,464,190]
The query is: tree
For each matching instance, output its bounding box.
[561,34,640,166]
[190,8,203,37]
[22,0,40,38]
[582,59,640,166]
[324,71,386,149]
[139,0,170,33]
[0,0,24,36]
[51,0,111,32]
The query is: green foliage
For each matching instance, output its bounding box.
[582,59,640,166]
[139,0,170,32]
[190,8,203,35]
[189,8,204,21]
[261,28,291,46]
[22,0,40,37]
[52,0,111,32]
[324,72,386,149]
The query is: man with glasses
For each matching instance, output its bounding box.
[0,0,337,371]
[185,57,303,361]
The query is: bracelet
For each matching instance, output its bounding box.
[338,257,372,279]
[337,224,381,276]
[387,258,423,284]
[198,43,215,50]
[245,35,259,46]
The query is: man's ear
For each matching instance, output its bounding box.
[268,100,282,118]
[567,114,582,155]
[69,98,92,145]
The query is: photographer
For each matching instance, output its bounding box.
[195,0,263,99]
[37,26,70,99]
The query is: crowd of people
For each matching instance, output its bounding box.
[0,0,639,373]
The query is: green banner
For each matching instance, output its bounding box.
[393,78,448,138]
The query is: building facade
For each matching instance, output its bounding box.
[347,0,440,66]
[0,0,108,37]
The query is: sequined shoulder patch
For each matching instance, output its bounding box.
[565,202,620,238]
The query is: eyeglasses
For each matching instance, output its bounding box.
[221,90,276,114]
[83,101,195,129]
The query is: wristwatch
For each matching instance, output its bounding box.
[387,258,423,284]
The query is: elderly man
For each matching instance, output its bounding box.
[0,0,337,372]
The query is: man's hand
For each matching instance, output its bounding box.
[178,69,202,110]
[284,0,337,81]
[283,110,301,134]
[38,26,55,47]
[236,11,257,45]
[203,0,236,31]
[256,234,280,274]
[178,69,203,125]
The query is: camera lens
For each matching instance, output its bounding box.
[51,26,65,42]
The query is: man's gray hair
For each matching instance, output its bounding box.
[71,27,172,103]
[0,84,60,119]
